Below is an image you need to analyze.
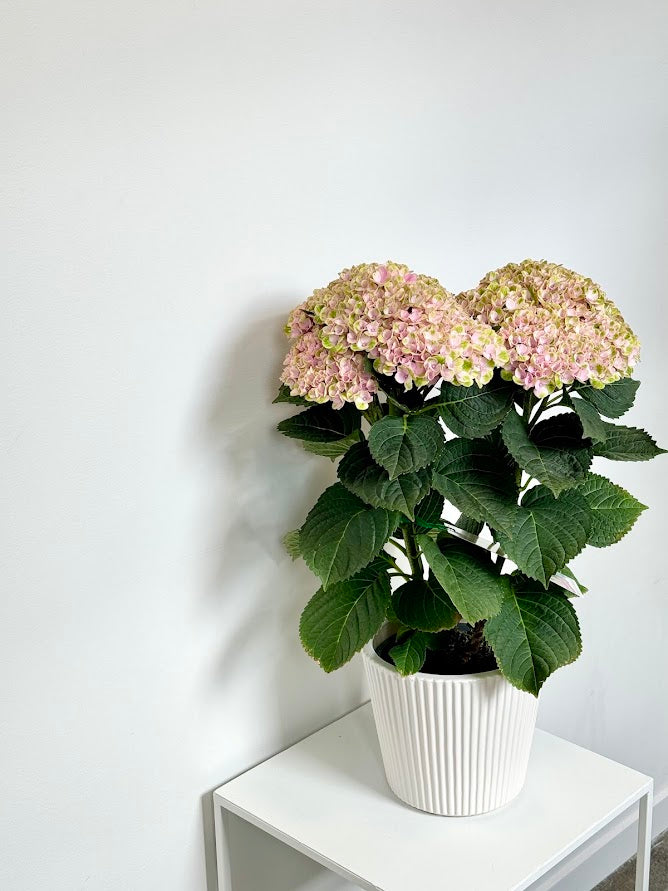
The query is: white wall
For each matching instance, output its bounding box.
[2,1,667,889]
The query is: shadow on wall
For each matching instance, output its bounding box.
[196,303,362,891]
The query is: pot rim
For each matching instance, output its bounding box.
[362,638,502,682]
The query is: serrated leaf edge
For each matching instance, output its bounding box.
[579,472,648,547]
[298,566,389,671]
[484,591,582,696]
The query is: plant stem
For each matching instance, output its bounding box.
[401,524,423,579]
[529,390,565,430]
[490,552,505,574]
[382,553,410,580]
[387,536,408,555]
[529,403,546,429]
[522,392,534,423]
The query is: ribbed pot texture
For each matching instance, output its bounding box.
[363,634,539,816]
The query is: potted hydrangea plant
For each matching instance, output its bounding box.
[276,260,664,816]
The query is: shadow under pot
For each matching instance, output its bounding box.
[362,624,539,816]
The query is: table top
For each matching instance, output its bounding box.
[214,703,652,891]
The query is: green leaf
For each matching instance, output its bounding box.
[433,378,514,438]
[568,397,609,444]
[559,565,588,596]
[273,384,311,406]
[337,442,431,519]
[282,529,301,559]
[389,631,429,676]
[371,369,423,412]
[299,559,390,672]
[575,378,640,419]
[363,402,384,424]
[499,486,592,587]
[431,439,518,537]
[417,535,507,623]
[277,403,361,443]
[302,429,361,459]
[299,484,398,588]
[384,595,400,623]
[392,574,460,632]
[368,415,443,480]
[414,490,445,525]
[578,472,647,547]
[501,411,592,496]
[483,579,582,695]
[454,514,484,537]
[592,424,666,462]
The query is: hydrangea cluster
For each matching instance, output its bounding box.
[281,262,508,409]
[280,327,378,410]
[458,260,640,397]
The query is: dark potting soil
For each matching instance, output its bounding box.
[376,627,498,675]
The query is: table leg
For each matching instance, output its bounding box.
[214,801,233,891]
[635,788,653,891]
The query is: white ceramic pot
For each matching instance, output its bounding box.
[362,629,539,816]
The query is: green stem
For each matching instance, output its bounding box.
[522,392,534,423]
[490,552,505,574]
[529,389,566,430]
[529,404,546,429]
[387,537,408,555]
[382,553,410,580]
[401,524,423,579]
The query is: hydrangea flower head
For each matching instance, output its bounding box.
[458,260,640,397]
[280,328,377,410]
[281,262,508,408]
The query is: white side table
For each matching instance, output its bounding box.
[214,703,653,891]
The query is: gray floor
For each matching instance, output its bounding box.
[594,831,667,890]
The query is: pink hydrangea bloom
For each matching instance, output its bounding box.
[281,262,508,409]
[458,260,640,397]
[281,328,378,410]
